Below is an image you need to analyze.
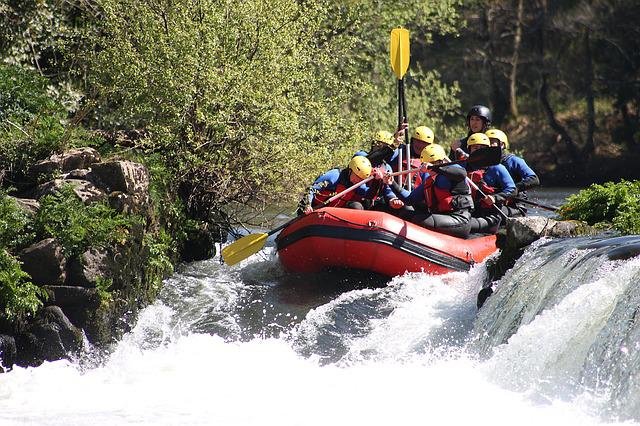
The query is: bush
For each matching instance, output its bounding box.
[559,180,640,234]
[143,230,174,299]
[0,249,46,321]
[35,185,139,258]
[0,65,69,182]
[0,64,64,123]
[0,190,34,251]
[83,0,463,225]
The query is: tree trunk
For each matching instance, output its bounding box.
[509,0,524,119]
[536,0,582,164]
[482,7,508,124]
[620,101,638,150]
[583,27,596,155]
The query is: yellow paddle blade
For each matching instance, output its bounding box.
[390,27,410,79]
[221,233,269,266]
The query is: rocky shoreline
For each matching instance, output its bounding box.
[0,147,219,370]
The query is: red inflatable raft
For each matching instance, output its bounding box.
[275,207,498,277]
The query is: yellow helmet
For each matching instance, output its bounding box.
[373,130,394,146]
[485,129,509,149]
[348,155,372,179]
[467,132,491,147]
[420,144,447,163]
[412,126,435,144]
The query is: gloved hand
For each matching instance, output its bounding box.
[303,206,314,215]
[480,195,495,209]
[455,148,469,160]
[419,162,432,173]
[372,167,385,180]
[389,198,404,209]
[393,121,409,147]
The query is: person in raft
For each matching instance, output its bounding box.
[360,121,408,167]
[465,133,517,233]
[297,155,380,215]
[450,104,492,160]
[485,128,539,216]
[377,143,474,239]
[390,125,436,187]
[352,130,406,212]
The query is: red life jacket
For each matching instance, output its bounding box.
[312,181,363,208]
[468,170,495,195]
[422,170,456,213]
[468,169,497,208]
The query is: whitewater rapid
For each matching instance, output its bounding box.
[1,237,638,425]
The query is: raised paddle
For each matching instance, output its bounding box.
[390,27,410,188]
[387,146,502,178]
[221,175,375,266]
[513,197,559,212]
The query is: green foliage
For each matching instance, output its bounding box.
[0,190,35,251]
[559,180,640,234]
[0,64,69,181]
[328,1,464,135]
[35,185,138,258]
[0,0,95,112]
[0,249,46,321]
[0,64,63,122]
[143,229,174,298]
[82,0,464,223]
[95,276,113,307]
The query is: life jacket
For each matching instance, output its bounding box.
[311,171,363,208]
[422,170,456,213]
[467,169,496,203]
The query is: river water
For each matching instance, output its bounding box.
[2,188,640,425]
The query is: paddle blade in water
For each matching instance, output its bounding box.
[222,233,268,266]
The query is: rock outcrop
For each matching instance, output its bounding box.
[2,149,165,368]
[477,216,601,308]
[2,146,225,369]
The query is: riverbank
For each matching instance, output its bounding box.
[0,147,224,370]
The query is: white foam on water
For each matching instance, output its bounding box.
[0,244,636,425]
[0,332,617,426]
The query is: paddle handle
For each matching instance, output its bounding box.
[513,197,559,212]
[389,167,420,178]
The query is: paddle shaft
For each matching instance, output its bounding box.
[401,80,411,190]
[391,28,410,188]
[513,196,559,212]
[389,161,465,178]
[221,175,375,265]
[438,152,509,221]
[396,80,404,187]
[466,178,509,220]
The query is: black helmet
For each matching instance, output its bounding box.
[466,105,492,125]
